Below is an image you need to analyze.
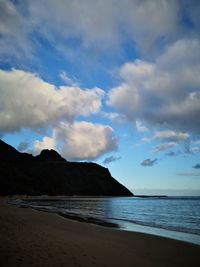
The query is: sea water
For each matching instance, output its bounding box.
[13,196,200,245]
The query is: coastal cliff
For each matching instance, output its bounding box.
[0,140,133,196]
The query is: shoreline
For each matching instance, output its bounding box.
[1,198,200,267]
[9,198,120,229]
[9,196,200,246]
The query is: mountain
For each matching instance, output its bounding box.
[35,149,67,162]
[0,140,133,196]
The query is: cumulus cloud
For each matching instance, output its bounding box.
[141,158,157,167]
[103,155,121,165]
[34,136,56,154]
[108,38,200,134]
[0,69,104,134]
[34,121,118,161]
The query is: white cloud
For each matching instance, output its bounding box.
[26,0,179,51]
[108,38,200,134]
[154,142,176,154]
[152,130,188,154]
[34,121,118,161]
[190,140,200,153]
[135,120,148,133]
[0,0,21,36]
[0,69,104,134]
[59,71,79,86]
[142,129,189,154]
[34,136,56,154]
[1,0,199,61]
[101,111,127,124]
[139,130,189,154]
[153,131,189,142]
[0,0,33,61]
[142,130,189,144]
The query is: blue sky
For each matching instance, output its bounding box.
[1,0,200,195]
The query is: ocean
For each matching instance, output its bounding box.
[12,196,200,245]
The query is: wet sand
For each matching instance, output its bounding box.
[0,198,200,267]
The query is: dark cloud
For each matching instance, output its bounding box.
[193,163,200,169]
[17,141,29,152]
[141,158,157,167]
[166,151,180,157]
[103,155,121,165]
[177,172,200,177]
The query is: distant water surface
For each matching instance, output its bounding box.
[13,196,200,245]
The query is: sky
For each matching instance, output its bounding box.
[1,0,200,195]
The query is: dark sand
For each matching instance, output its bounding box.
[0,198,200,267]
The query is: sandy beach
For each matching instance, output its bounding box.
[0,198,200,267]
